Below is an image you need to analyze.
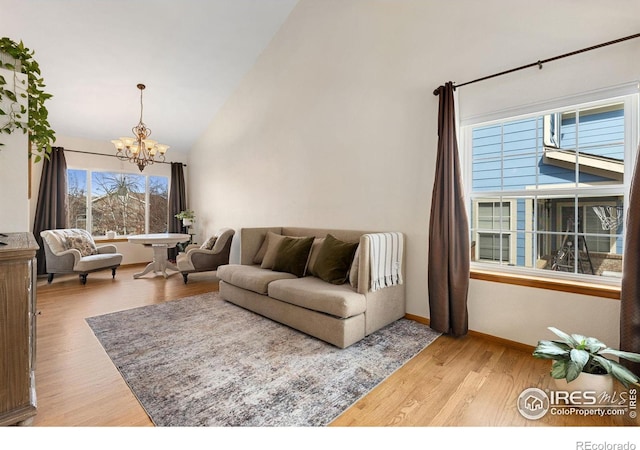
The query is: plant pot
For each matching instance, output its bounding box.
[182,218,193,227]
[553,372,615,406]
[0,51,21,71]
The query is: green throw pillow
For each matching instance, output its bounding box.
[272,236,315,277]
[312,234,359,285]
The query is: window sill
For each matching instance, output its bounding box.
[93,237,129,244]
[470,269,620,300]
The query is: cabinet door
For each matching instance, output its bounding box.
[0,260,31,416]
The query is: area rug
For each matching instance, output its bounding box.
[86,292,440,426]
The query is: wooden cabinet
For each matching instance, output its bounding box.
[0,232,38,426]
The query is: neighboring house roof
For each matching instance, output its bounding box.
[543,147,624,182]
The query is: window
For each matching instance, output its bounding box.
[465,92,637,282]
[67,169,169,237]
[475,201,513,263]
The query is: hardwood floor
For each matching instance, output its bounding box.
[29,265,637,427]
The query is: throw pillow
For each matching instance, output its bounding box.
[305,237,326,276]
[253,233,271,264]
[272,236,314,277]
[63,230,98,257]
[260,232,288,269]
[312,234,359,285]
[349,245,360,289]
[200,236,217,250]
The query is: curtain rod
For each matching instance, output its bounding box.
[433,32,640,96]
[62,147,187,167]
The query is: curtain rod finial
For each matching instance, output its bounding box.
[433,83,457,96]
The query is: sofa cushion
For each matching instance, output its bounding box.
[63,230,98,257]
[260,232,287,269]
[305,237,325,275]
[74,253,123,272]
[311,234,359,285]
[272,236,314,277]
[200,236,217,250]
[268,277,366,319]
[349,246,360,289]
[218,264,297,295]
[252,232,273,264]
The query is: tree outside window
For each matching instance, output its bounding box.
[67,169,168,236]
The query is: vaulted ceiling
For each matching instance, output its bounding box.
[0,0,299,153]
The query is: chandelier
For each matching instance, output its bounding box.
[111,83,169,172]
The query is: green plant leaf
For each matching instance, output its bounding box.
[591,354,613,374]
[570,348,590,371]
[0,36,56,156]
[566,360,583,382]
[533,340,571,359]
[548,327,579,347]
[608,360,640,388]
[551,359,568,379]
[601,348,640,363]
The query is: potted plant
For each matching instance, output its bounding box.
[0,37,55,162]
[175,209,195,227]
[533,327,640,390]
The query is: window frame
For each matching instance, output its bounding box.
[473,198,517,264]
[461,84,639,288]
[66,167,170,237]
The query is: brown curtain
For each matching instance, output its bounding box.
[428,82,470,336]
[32,147,68,275]
[167,162,187,260]
[620,144,640,375]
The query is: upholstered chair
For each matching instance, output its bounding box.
[176,228,235,284]
[40,229,123,284]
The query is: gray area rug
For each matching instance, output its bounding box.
[86,292,440,426]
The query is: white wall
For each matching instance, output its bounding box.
[0,67,29,232]
[29,135,190,265]
[187,0,640,347]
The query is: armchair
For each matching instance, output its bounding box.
[176,228,235,283]
[40,229,123,284]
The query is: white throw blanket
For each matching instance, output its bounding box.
[365,232,404,292]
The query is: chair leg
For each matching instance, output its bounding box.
[47,273,54,284]
[182,273,188,284]
[79,274,87,285]
[112,267,117,279]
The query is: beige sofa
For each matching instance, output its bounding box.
[217,227,405,348]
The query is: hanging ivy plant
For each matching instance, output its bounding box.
[0,37,55,162]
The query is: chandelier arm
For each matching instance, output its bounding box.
[112,83,168,172]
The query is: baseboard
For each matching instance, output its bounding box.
[404,313,535,353]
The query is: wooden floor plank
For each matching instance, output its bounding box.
[27,265,638,427]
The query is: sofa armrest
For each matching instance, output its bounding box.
[186,247,216,257]
[184,244,200,252]
[189,249,230,270]
[48,248,82,272]
[356,235,371,295]
[96,244,118,254]
[57,248,82,260]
